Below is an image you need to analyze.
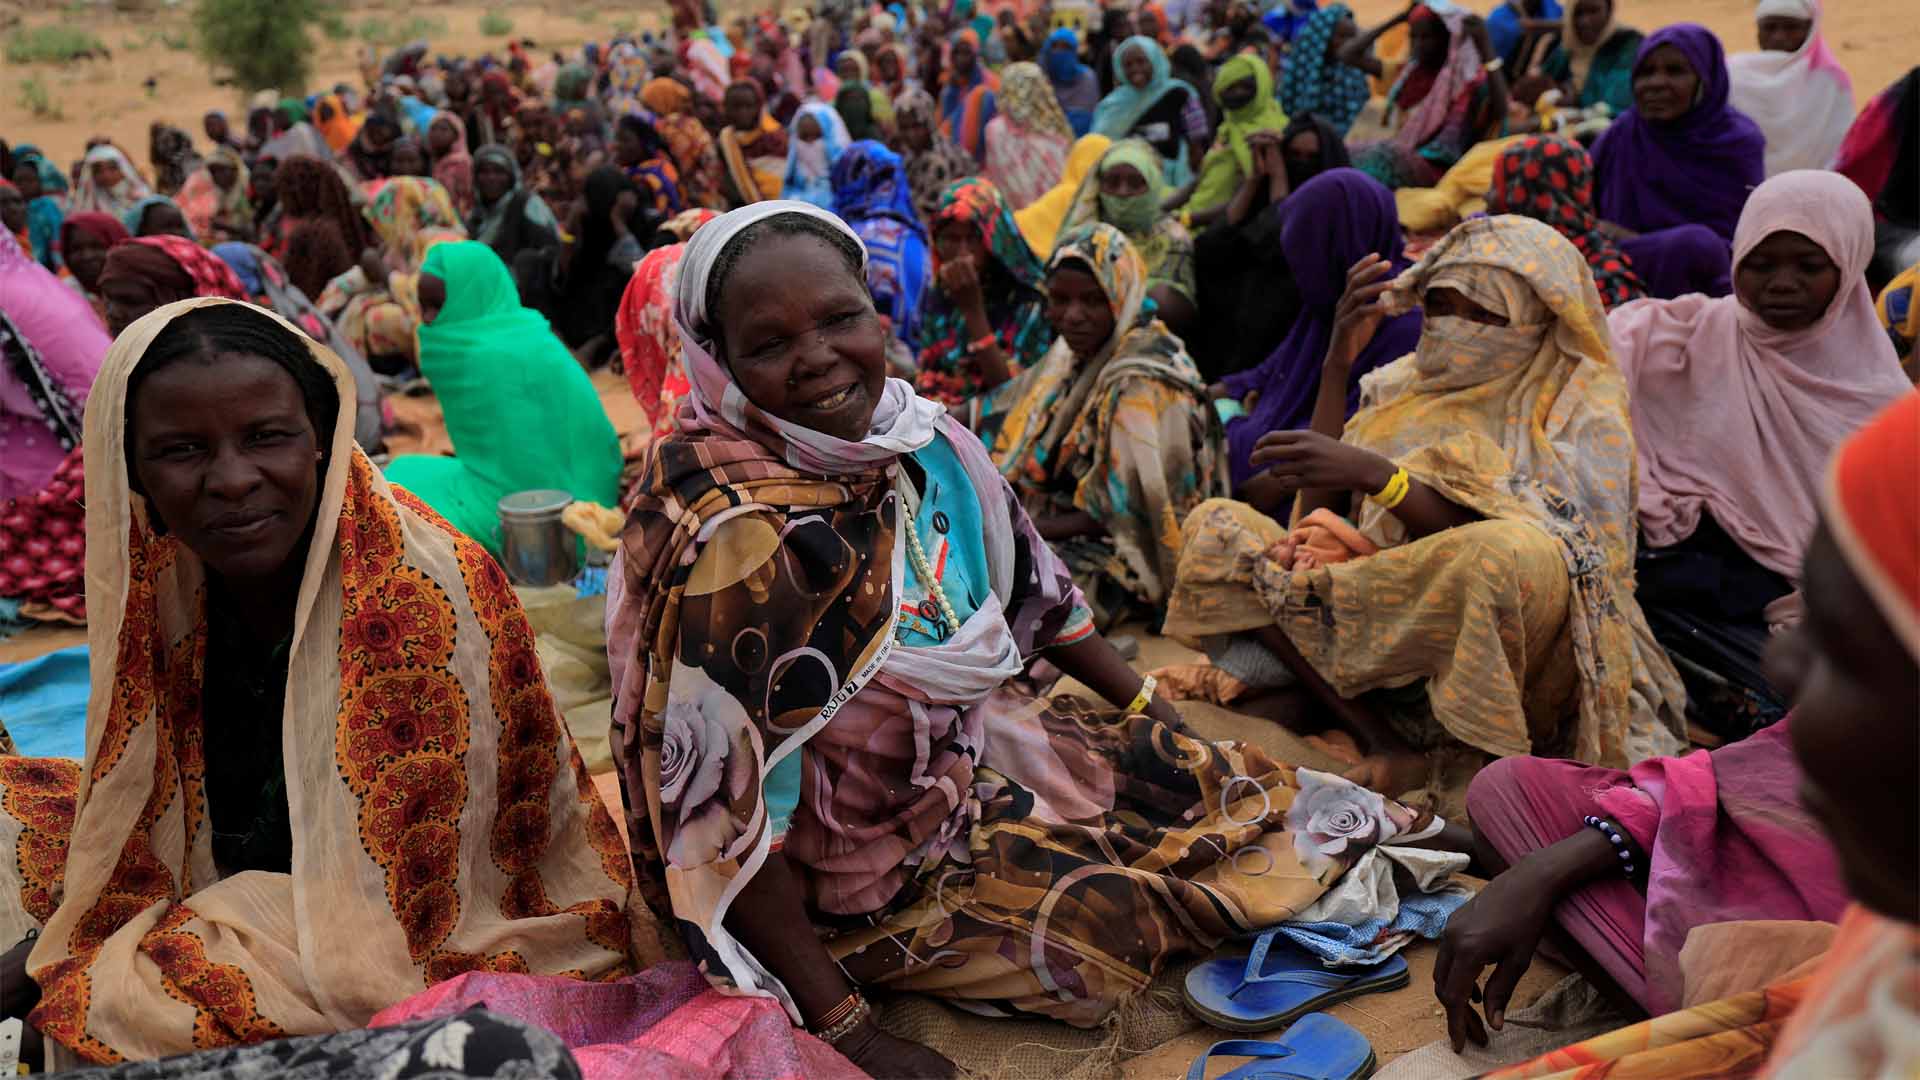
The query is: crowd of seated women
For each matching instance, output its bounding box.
[1,0,1917,1075]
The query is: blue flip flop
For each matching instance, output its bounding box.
[1184,1014,1378,1080]
[1183,928,1410,1033]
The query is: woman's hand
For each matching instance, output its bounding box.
[1461,13,1496,60]
[939,253,986,315]
[1205,381,1235,402]
[610,189,639,235]
[833,1018,958,1078]
[357,248,390,290]
[1329,254,1397,369]
[1433,861,1556,1052]
[1249,430,1395,495]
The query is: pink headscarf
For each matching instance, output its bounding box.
[1606,170,1911,582]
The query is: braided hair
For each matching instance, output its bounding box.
[126,304,340,493]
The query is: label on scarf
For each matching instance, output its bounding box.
[1138,121,1173,143]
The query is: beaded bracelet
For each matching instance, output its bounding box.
[1582,815,1637,877]
[810,993,874,1046]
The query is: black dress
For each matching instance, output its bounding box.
[201,595,294,877]
[1635,513,1793,741]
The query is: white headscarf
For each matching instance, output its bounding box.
[673,200,945,475]
[1728,0,1855,175]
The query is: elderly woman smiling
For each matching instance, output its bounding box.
[607,202,1464,1077]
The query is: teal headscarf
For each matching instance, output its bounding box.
[384,241,621,558]
[1090,37,1201,184]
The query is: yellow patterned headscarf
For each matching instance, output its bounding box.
[1348,214,1684,767]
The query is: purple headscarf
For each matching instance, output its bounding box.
[1219,169,1424,492]
[1590,24,1765,243]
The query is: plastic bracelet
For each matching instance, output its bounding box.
[1125,674,1158,715]
[811,994,874,1046]
[1583,815,1638,877]
[964,332,998,356]
[1483,57,1504,73]
[1370,467,1411,510]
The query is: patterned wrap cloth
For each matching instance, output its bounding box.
[979,222,1225,608]
[1169,215,1688,768]
[607,201,1437,1028]
[1486,135,1646,309]
[915,177,1052,404]
[2,298,634,1066]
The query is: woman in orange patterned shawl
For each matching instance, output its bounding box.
[0,299,633,1069]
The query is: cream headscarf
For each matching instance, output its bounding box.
[28,298,634,1065]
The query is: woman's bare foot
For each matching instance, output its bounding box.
[1342,751,1429,798]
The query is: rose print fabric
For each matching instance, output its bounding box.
[4,299,632,1066]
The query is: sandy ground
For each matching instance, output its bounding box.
[3,0,1916,168]
[3,0,1901,1071]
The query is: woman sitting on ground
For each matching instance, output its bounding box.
[1524,0,1643,114]
[1209,168,1424,501]
[1728,0,1853,177]
[893,89,978,223]
[0,300,634,1070]
[1178,52,1287,223]
[1609,170,1910,740]
[465,144,562,287]
[1590,25,1763,296]
[1276,4,1371,138]
[1090,36,1208,186]
[57,212,129,327]
[717,80,789,207]
[385,242,621,560]
[1167,215,1686,797]
[982,62,1076,211]
[917,177,1052,405]
[1189,113,1351,380]
[122,195,195,241]
[978,223,1223,622]
[1059,138,1197,334]
[318,176,466,370]
[830,141,931,359]
[781,102,851,210]
[1458,392,1920,1079]
[97,234,250,336]
[174,146,253,245]
[1484,135,1646,309]
[267,155,369,303]
[1345,5,1508,192]
[607,201,1462,1078]
[1012,133,1112,257]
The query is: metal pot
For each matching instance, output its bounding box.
[496,489,579,587]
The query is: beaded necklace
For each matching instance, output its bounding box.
[896,470,961,636]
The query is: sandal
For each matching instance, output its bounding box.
[1183,1014,1377,1080]
[1183,928,1409,1033]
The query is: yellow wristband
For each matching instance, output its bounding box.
[1125,674,1158,714]
[1371,467,1411,510]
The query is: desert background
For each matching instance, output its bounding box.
[2,0,1914,168]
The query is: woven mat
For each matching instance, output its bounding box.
[876,960,1203,1080]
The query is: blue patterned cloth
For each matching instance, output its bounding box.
[1272,888,1472,967]
[1277,4,1373,136]
[832,140,932,350]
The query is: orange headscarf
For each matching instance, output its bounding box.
[1825,391,1920,658]
[313,93,363,155]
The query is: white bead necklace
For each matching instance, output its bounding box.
[896,472,960,636]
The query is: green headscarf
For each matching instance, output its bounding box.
[1090,139,1167,234]
[384,241,621,558]
[1186,53,1288,214]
